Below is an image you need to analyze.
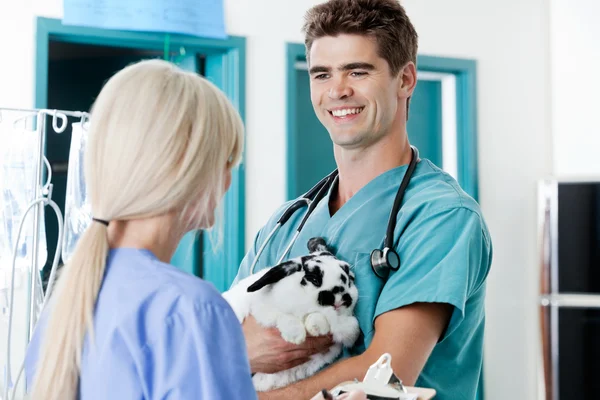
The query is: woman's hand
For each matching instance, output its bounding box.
[310,389,367,400]
[243,315,333,374]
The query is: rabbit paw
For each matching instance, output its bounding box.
[304,312,331,337]
[277,314,307,344]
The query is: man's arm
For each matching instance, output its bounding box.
[259,302,452,400]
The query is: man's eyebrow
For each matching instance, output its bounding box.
[309,65,331,75]
[340,62,376,71]
[309,62,376,75]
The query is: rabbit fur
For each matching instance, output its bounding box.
[223,237,360,392]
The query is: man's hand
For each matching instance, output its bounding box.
[256,302,453,400]
[243,315,333,374]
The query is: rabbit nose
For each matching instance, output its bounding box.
[334,302,343,310]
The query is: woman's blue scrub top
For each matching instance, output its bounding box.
[25,248,256,399]
[234,159,493,400]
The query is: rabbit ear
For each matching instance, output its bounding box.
[307,237,331,253]
[247,260,302,292]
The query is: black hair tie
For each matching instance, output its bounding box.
[92,218,109,227]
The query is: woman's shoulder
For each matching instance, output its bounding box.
[95,248,240,358]
[105,247,234,323]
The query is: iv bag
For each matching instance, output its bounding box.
[62,121,92,264]
[0,120,48,272]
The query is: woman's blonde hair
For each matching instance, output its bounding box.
[30,59,244,399]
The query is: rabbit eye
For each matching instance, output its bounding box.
[305,275,321,287]
[302,264,324,287]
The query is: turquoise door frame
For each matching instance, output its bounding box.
[35,17,246,292]
[286,43,479,202]
[285,43,484,399]
[416,55,479,201]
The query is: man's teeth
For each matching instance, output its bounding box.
[331,108,363,117]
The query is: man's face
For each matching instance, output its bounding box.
[308,34,405,150]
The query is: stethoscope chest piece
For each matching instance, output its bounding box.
[370,247,400,279]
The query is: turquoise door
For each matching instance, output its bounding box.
[406,80,443,167]
[45,46,203,278]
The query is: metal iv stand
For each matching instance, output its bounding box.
[0,107,89,343]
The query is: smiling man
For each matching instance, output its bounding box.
[233,1,493,399]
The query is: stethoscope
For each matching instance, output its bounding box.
[249,145,420,279]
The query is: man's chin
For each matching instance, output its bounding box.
[331,132,368,149]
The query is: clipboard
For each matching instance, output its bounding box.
[330,353,436,399]
[404,386,436,400]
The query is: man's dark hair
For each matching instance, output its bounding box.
[302,0,418,76]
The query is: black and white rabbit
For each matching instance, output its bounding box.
[223,237,360,392]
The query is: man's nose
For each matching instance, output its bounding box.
[328,78,353,100]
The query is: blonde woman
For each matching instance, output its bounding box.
[23,59,254,399]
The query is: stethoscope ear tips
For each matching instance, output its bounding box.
[370,247,400,279]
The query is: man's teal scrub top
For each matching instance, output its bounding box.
[234,158,493,400]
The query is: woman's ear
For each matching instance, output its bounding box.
[247,260,302,292]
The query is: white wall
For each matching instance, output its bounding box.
[0,0,36,110]
[0,1,582,399]
[550,0,600,178]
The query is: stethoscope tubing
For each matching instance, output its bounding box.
[248,147,418,276]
